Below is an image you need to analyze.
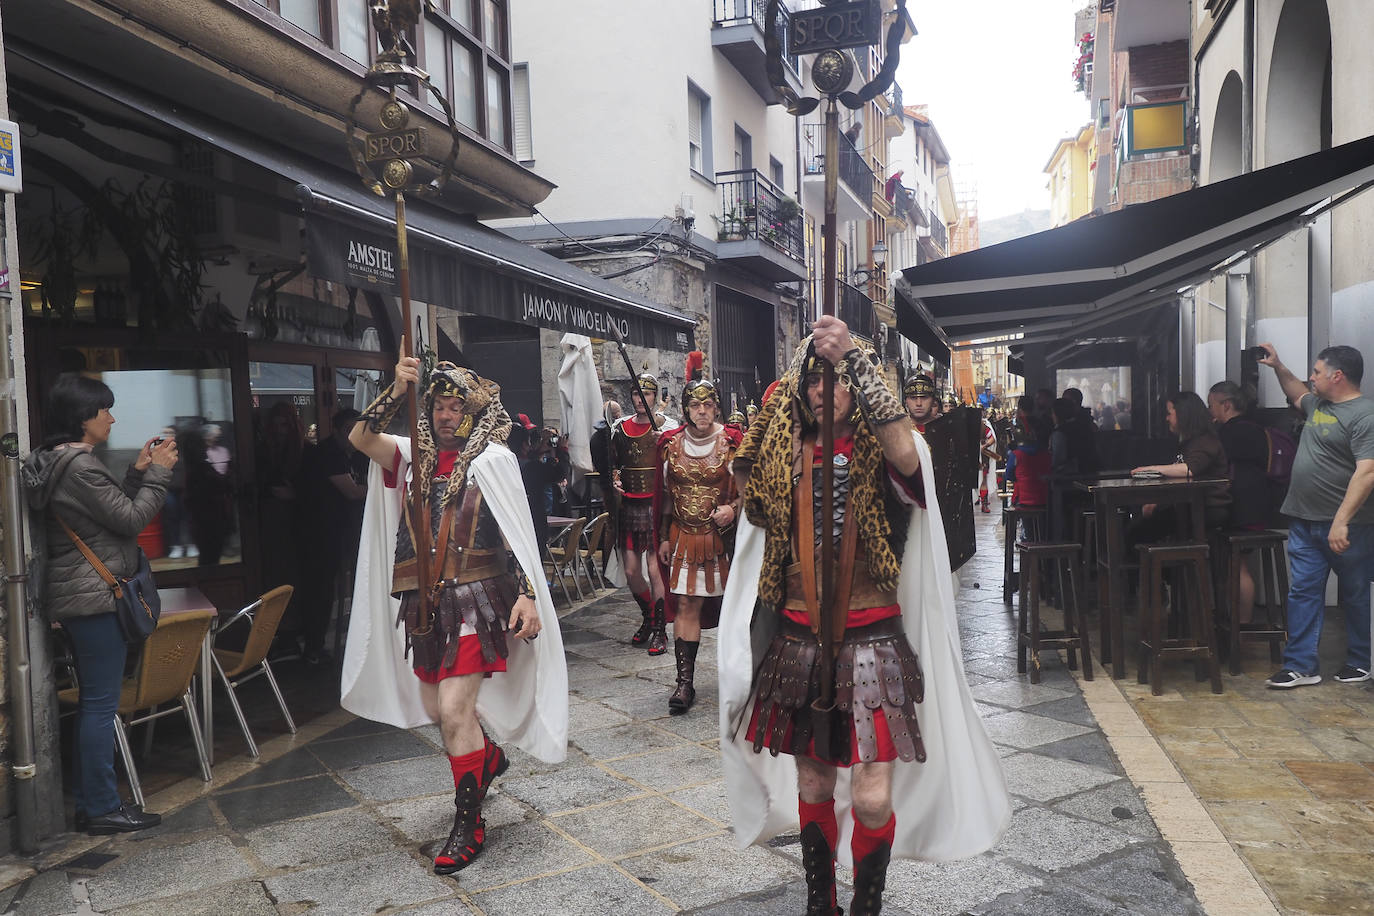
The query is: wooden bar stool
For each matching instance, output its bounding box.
[1003,505,1048,603]
[1073,509,1097,584]
[1016,541,1093,683]
[1215,529,1289,675]
[1136,542,1223,696]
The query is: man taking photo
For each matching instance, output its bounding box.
[1256,343,1374,688]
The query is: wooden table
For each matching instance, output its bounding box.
[158,586,220,764]
[1075,476,1226,679]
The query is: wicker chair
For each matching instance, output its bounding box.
[212,585,297,758]
[545,516,589,602]
[60,610,215,808]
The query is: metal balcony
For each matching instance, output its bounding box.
[884,80,905,138]
[839,281,876,342]
[920,208,948,257]
[801,121,877,223]
[711,0,803,105]
[716,169,808,282]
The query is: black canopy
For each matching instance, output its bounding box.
[897,133,1374,347]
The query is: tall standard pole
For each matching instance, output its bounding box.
[394,190,433,626]
[815,99,840,729]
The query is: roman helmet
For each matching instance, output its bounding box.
[902,372,936,401]
[681,350,720,414]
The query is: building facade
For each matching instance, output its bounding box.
[1190,0,1374,407]
[0,0,698,846]
[1045,123,1096,228]
[495,0,915,412]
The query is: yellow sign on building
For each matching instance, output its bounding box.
[1127,101,1187,156]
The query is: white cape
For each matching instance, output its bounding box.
[717,431,1010,864]
[340,438,569,763]
[558,333,602,478]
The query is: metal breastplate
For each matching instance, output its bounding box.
[665,433,730,529]
[613,421,658,494]
[806,453,850,555]
[393,478,506,594]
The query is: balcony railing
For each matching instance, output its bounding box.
[717,169,805,264]
[802,122,878,207]
[928,209,948,253]
[886,80,903,115]
[839,281,876,340]
[711,0,800,73]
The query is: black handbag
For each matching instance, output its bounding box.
[58,517,162,642]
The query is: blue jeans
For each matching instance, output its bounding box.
[61,613,128,817]
[1283,519,1374,676]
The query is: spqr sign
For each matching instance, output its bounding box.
[363,127,426,163]
[789,0,882,56]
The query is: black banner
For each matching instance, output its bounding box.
[305,216,692,352]
[306,220,399,293]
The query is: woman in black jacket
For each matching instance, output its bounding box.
[22,374,177,834]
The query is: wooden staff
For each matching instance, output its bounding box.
[395,189,433,626]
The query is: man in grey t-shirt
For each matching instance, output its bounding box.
[1257,344,1374,688]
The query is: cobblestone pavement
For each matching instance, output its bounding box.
[0,510,1210,915]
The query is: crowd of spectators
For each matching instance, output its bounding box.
[997,343,1374,689]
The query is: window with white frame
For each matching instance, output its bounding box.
[688,83,711,177]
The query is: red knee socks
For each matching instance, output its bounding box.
[447,747,484,792]
[851,810,896,864]
[799,797,839,853]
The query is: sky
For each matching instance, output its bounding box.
[895,0,1095,221]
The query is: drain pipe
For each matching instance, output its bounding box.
[0,4,39,849]
[0,282,38,854]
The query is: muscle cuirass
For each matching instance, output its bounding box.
[664,432,732,530]
[612,420,658,495]
[392,482,507,596]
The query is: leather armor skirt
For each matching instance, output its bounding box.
[398,574,514,678]
[746,617,926,766]
[619,496,656,553]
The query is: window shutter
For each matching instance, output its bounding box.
[688,92,702,146]
[513,64,533,161]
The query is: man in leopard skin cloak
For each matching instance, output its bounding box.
[717,316,1009,916]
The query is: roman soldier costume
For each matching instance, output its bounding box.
[905,374,980,572]
[653,356,740,714]
[718,341,1009,916]
[341,362,568,877]
[611,370,668,651]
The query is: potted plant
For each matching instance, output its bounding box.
[776,196,801,223]
[718,208,745,241]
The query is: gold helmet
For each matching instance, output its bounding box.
[681,350,719,411]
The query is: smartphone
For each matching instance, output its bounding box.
[1247,346,1269,360]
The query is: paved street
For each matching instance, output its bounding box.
[0,510,1210,915]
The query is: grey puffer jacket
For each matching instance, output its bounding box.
[21,446,172,623]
